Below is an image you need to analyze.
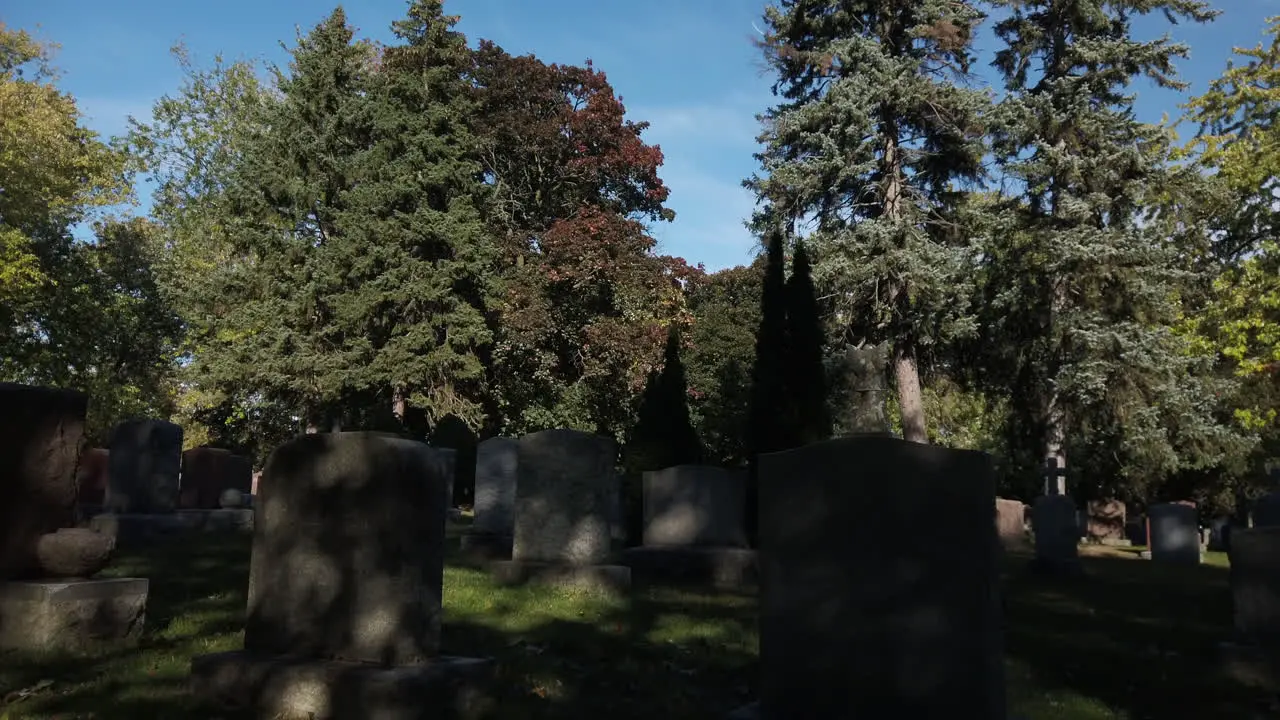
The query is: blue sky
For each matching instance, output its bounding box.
[5,0,1277,271]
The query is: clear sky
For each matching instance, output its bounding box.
[5,1,1277,271]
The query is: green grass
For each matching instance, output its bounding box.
[0,535,1270,719]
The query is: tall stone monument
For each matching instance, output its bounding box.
[460,437,518,559]
[491,429,630,591]
[623,464,756,587]
[731,435,1006,719]
[0,383,148,653]
[190,432,493,718]
[1029,457,1081,575]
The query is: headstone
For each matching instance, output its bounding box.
[190,432,493,717]
[1086,499,1126,543]
[179,446,233,509]
[1253,491,1280,528]
[641,465,748,547]
[492,429,630,591]
[1148,502,1201,565]
[624,465,756,588]
[1229,527,1280,645]
[1209,516,1233,553]
[735,435,1006,719]
[106,419,183,514]
[472,437,518,536]
[435,447,457,510]
[1042,457,1066,497]
[0,383,146,654]
[995,498,1027,549]
[1031,495,1080,574]
[76,448,109,508]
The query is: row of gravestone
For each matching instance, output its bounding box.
[74,419,253,515]
[188,428,1009,719]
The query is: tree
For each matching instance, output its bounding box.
[785,239,830,445]
[749,0,990,443]
[627,325,703,471]
[747,227,793,461]
[686,259,764,466]
[471,42,684,438]
[985,0,1245,500]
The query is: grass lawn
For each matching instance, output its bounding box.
[0,532,1271,719]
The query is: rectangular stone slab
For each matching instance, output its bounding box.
[473,437,518,536]
[0,577,147,653]
[512,429,617,565]
[179,446,234,509]
[245,432,449,664]
[642,464,748,548]
[190,651,495,720]
[106,418,183,514]
[1229,527,1280,645]
[1149,502,1201,565]
[754,435,1006,719]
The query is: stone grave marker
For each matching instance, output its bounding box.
[179,446,235,509]
[1031,494,1081,574]
[491,429,630,591]
[105,418,183,514]
[0,383,147,653]
[623,465,756,587]
[461,437,518,559]
[190,431,493,718]
[1086,499,1127,544]
[731,435,1006,719]
[76,448,109,510]
[1148,502,1201,565]
[995,498,1027,550]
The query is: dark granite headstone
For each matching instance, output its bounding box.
[435,447,456,509]
[511,429,617,565]
[473,438,518,536]
[76,448,109,507]
[747,435,1006,719]
[106,419,183,514]
[244,432,448,664]
[642,465,748,548]
[1149,502,1200,565]
[1032,494,1080,572]
[1229,527,1280,645]
[1253,492,1280,528]
[0,383,88,579]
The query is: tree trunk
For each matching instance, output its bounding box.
[392,387,408,425]
[894,341,927,443]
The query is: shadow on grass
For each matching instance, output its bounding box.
[1002,550,1273,719]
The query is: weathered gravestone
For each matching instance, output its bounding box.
[435,447,457,510]
[1252,475,1280,528]
[731,435,1006,719]
[491,429,630,592]
[76,447,109,510]
[0,383,147,653]
[179,446,251,509]
[623,465,756,587]
[105,418,183,514]
[461,437,518,559]
[1087,499,1127,544]
[190,432,493,719]
[1220,527,1280,690]
[995,498,1028,550]
[1148,502,1201,565]
[1031,495,1081,575]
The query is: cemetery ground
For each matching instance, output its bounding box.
[0,529,1269,720]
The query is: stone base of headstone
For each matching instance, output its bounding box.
[0,577,147,653]
[173,508,255,533]
[491,560,630,594]
[190,651,495,720]
[622,546,758,589]
[1095,538,1133,547]
[459,531,512,561]
[82,513,197,548]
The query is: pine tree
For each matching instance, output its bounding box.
[748,0,990,444]
[985,0,1240,498]
[786,239,831,445]
[747,226,794,461]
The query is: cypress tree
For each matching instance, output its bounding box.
[745,226,792,546]
[786,239,831,445]
[628,324,703,471]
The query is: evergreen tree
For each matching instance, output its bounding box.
[984,0,1242,498]
[745,226,791,545]
[628,325,703,471]
[749,0,990,444]
[785,239,831,445]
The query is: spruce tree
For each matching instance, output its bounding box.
[748,0,990,444]
[985,0,1238,497]
[628,325,703,471]
[786,239,831,445]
